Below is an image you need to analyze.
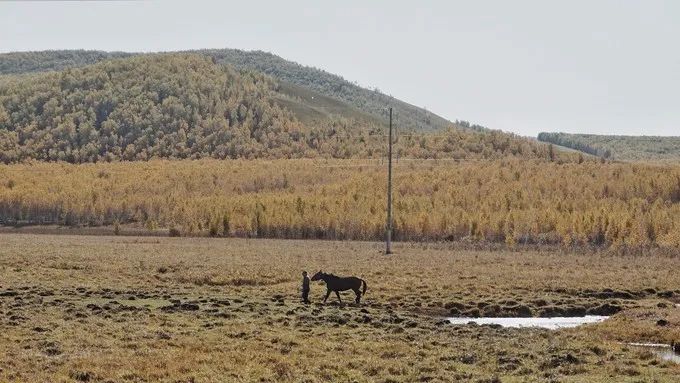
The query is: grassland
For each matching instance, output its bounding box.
[0,234,678,382]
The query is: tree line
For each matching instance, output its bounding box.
[538,132,680,161]
[1,158,678,252]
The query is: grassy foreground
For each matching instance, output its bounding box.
[0,234,678,382]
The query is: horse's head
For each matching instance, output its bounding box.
[310,271,324,281]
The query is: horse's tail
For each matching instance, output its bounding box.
[361,279,367,295]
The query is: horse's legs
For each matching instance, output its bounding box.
[335,291,342,303]
[323,289,331,303]
[353,288,361,304]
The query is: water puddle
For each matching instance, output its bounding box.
[447,316,609,329]
[628,343,680,364]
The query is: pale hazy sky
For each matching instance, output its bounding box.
[1,0,678,137]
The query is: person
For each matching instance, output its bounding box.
[301,271,311,304]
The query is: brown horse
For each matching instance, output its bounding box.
[310,271,367,304]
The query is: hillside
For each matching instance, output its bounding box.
[538,132,680,161]
[0,49,477,133]
[195,49,457,132]
[0,50,133,75]
[0,53,563,164]
[0,54,317,162]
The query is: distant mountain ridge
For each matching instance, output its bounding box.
[0,50,133,75]
[0,53,560,163]
[0,48,470,133]
[538,132,680,161]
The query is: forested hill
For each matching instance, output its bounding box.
[195,49,457,132]
[0,54,308,162]
[0,53,565,164]
[0,50,133,75]
[0,49,473,133]
[2,54,386,163]
[538,132,680,161]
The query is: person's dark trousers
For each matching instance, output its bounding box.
[302,289,310,304]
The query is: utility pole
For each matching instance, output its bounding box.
[386,107,393,255]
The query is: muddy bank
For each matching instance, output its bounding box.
[440,287,678,318]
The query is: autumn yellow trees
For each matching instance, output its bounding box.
[0,54,566,164]
[2,52,677,254]
[1,159,679,251]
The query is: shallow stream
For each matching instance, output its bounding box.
[628,343,680,364]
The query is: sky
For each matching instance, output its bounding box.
[1,0,678,137]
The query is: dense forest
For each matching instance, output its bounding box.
[0,54,308,162]
[538,132,680,161]
[0,50,132,75]
[0,49,472,132]
[0,54,561,163]
[1,159,679,251]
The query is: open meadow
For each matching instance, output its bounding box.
[0,233,678,382]
[2,6,680,382]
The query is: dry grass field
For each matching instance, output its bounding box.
[0,233,678,382]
